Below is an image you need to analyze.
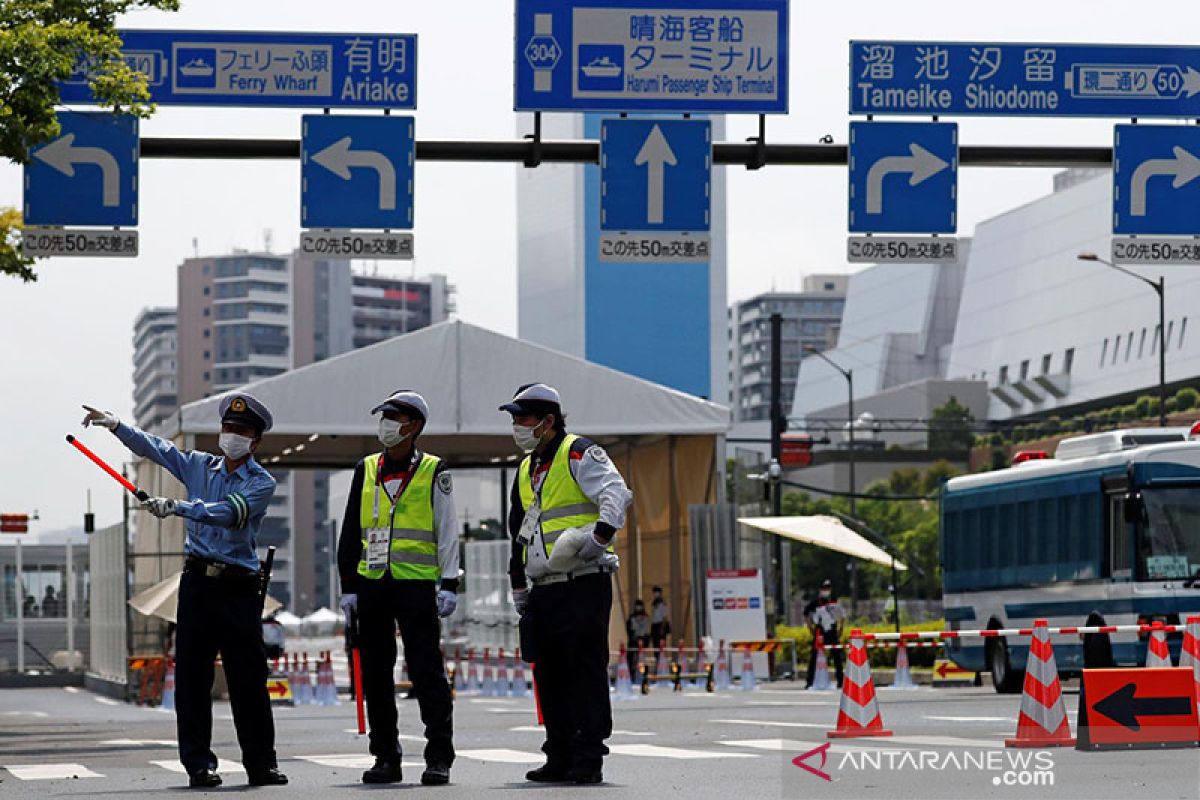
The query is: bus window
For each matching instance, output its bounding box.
[1107,495,1132,580]
[1139,487,1200,581]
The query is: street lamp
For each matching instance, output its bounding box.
[1077,252,1166,427]
[802,346,859,615]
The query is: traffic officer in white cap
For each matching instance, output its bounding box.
[337,389,459,786]
[81,393,286,788]
[500,383,632,785]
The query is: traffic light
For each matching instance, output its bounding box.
[84,512,95,533]
[1,514,29,533]
[779,433,814,467]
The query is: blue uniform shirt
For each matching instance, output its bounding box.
[115,422,276,571]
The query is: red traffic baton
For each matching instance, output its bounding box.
[352,647,365,735]
[66,434,148,501]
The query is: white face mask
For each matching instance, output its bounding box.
[378,418,409,448]
[512,420,544,452]
[219,432,253,461]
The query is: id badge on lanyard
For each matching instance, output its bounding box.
[366,529,390,570]
[517,463,549,546]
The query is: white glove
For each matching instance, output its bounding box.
[577,533,610,562]
[546,527,592,573]
[436,590,457,618]
[512,588,529,615]
[339,594,357,628]
[142,497,176,518]
[81,404,119,431]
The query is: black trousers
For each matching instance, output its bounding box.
[358,577,454,766]
[528,573,613,771]
[806,633,844,688]
[174,568,276,775]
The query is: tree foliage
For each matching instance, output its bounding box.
[927,394,975,452]
[0,0,179,281]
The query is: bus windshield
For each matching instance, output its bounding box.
[1140,487,1200,581]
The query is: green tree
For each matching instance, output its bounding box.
[1,0,179,281]
[927,395,975,452]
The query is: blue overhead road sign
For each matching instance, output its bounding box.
[602,118,710,232]
[515,0,788,113]
[848,122,957,234]
[1113,125,1200,236]
[24,112,138,226]
[850,42,1200,117]
[301,115,414,230]
[59,30,417,108]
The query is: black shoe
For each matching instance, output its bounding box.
[362,759,403,784]
[247,767,288,786]
[188,769,222,788]
[421,762,450,786]
[566,766,603,785]
[525,764,570,783]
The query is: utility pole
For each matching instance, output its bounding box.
[768,313,785,626]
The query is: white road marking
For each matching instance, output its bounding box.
[2,711,49,718]
[3,763,105,780]
[101,739,177,747]
[293,754,421,769]
[747,700,836,706]
[485,708,536,714]
[719,738,820,752]
[889,735,1005,749]
[150,758,246,774]
[508,725,654,736]
[93,697,119,706]
[924,715,1013,723]
[469,698,517,705]
[711,718,828,729]
[457,749,542,764]
[63,686,80,694]
[608,744,757,760]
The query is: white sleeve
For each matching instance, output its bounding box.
[570,444,633,533]
[432,470,460,585]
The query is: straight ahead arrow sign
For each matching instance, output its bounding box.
[1092,682,1194,732]
[33,133,121,207]
[865,143,950,214]
[635,124,677,225]
[312,136,397,211]
[1129,145,1200,216]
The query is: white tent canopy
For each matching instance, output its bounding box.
[173,320,729,467]
[738,515,907,570]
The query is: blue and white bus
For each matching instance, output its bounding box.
[940,427,1200,692]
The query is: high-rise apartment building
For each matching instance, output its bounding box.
[132,307,178,431]
[728,275,848,423]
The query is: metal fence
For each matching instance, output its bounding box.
[87,522,127,687]
[460,540,518,653]
[0,536,89,673]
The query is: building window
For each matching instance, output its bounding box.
[203,286,210,296]
[1100,338,1108,366]
[1180,317,1188,349]
[1111,334,1120,365]
[203,350,210,360]
[202,263,210,275]
[1041,354,1051,374]
[1019,360,1029,380]
[203,329,210,338]
[203,307,210,317]
[999,365,1009,384]
[1063,348,1074,375]
[1138,328,1147,358]
[202,371,210,381]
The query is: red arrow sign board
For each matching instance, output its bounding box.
[266,678,292,701]
[1077,667,1199,750]
[933,659,971,679]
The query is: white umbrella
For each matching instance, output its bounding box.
[738,515,907,570]
[273,610,303,632]
[129,571,282,623]
[301,606,342,636]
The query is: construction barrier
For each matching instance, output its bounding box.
[1006,620,1075,748]
[1077,667,1199,750]
[1181,616,1200,705]
[827,630,891,738]
[1145,621,1173,668]
[835,622,1188,641]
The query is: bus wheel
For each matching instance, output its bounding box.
[1083,614,1114,668]
[988,638,1023,694]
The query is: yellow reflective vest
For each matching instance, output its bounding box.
[517,434,606,562]
[356,452,440,582]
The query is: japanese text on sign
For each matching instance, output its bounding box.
[599,232,710,262]
[300,230,413,260]
[575,8,778,103]
[846,236,959,264]
[850,42,1200,118]
[1112,237,1200,265]
[21,228,139,258]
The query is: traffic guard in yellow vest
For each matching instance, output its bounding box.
[501,383,633,785]
[337,390,459,786]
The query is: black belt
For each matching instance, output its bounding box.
[184,554,256,579]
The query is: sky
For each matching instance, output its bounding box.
[0,0,1191,532]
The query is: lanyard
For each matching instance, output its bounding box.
[371,453,418,520]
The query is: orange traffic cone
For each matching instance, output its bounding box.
[161,657,176,711]
[1005,619,1074,747]
[1145,621,1173,668]
[810,628,832,691]
[827,630,891,738]
[1180,615,1200,705]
